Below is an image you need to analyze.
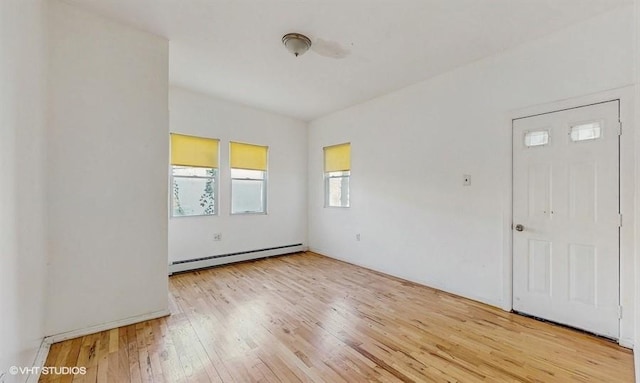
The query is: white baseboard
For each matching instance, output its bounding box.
[620,338,634,349]
[311,249,636,349]
[309,247,505,309]
[25,309,169,383]
[169,245,306,274]
[45,309,170,344]
[25,339,52,383]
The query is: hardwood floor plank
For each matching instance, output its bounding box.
[114,327,131,383]
[171,315,224,383]
[96,327,110,383]
[41,252,635,382]
[81,333,101,383]
[125,325,142,383]
[134,322,153,383]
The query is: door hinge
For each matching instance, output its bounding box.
[618,214,623,228]
[618,306,623,319]
[618,121,622,136]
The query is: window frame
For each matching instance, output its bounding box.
[323,142,351,208]
[324,170,350,208]
[229,141,269,215]
[569,120,603,143]
[230,168,268,215]
[170,165,219,218]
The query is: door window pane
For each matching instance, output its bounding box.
[524,130,549,147]
[570,122,602,142]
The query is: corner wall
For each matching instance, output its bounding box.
[0,1,49,381]
[169,87,307,264]
[634,0,640,379]
[308,5,635,330]
[45,1,169,335]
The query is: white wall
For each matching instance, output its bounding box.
[0,1,49,381]
[635,0,640,378]
[45,1,169,335]
[309,5,635,331]
[169,87,307,263]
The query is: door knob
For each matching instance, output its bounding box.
[515,224,524,232]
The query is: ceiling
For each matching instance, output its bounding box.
[63,0,631,121]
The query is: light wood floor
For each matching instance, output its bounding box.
[41,252,634,382]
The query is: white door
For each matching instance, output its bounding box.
[512,101,620,339]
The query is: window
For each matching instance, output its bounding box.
[524,130,549,147]
[570,122,602,142]
[230,142,268,214]
[324,143,350,207]
[170,133,219,217]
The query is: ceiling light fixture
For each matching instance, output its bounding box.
[282,33,312,57]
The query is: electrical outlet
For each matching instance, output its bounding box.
[213,233,222,241]
[463,174,471,186]
[356,233,361,241]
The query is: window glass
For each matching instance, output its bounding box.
[172,166,212,177]
[231,179,265,214]
[570,122,602,142]
[231,168,265,180]
[172,167,217,217]
[524,130,549,147]
[325,171,350,208]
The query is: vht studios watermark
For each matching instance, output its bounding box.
[9,365,87,376]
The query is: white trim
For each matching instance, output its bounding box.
[44,309,170,344]
[620,338,635,349]
[501,111,514,312]
[169,245,306,274]
[25,339,52,383]
[24,309,169,383]
[505,85,636,347]
[309,248,504,309]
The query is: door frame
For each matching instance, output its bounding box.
[502,86,636,348]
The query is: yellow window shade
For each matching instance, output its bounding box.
[324,143,350,172]
[230,142,268,171]
[170,133,219,168]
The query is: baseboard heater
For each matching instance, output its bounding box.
[168,243,305,275]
